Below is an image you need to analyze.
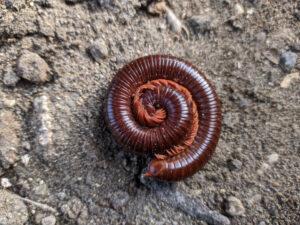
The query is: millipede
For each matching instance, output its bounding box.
[106,55,222,181]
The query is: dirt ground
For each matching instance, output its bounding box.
[0,0,299,225]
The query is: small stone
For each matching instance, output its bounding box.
[267,153,279,164]
[4,0,24,10]
[22,142,31,150]
[61,197,86,220]
[0,190,29,225]
[17,50,51,84]
[227,159,243,171]
[258,221,266,225]
[0,111,21,169]
[2,98,16,108]
[280,72,299,88]
[108,191,130,210]
[279,51,298,72]
[234,3,245,16]
[225,196,245,216]
[21,154,30,166]
[41,215,56,225]
[32,180,49,197]
[88,38,109,63]
[3,68,20,87]
[1,178,12,188]
[188,14,218,35]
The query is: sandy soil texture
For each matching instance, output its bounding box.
[0,0,299,225]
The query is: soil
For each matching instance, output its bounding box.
[0,0,299,225]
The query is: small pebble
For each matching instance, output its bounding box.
[267,153,279,164]
[2,98,16,108]
[17,50,51,84]
[188,14,217,35]
[109,191,130,210]
[258,221,266,225]
[0,190,29,225]
[21,154,30,166]
[1,178,12,188]
[41,215,56,225]
[279,51,298,72]
[225,196,245,216]
[61,197,85,219]
[280,72,299,88]
[88,38,109,63]
[234,3,245,16]
[227,159,243,171]
[3,68,20,87]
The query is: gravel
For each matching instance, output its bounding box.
[225,196,245,217]
[0,110,20,168]
[41,215,56,225]
[61,197,88,224]
[279,51,298,72]
[227,159,243,171]
[88,38,109,63]
[108,190,130,210]
[1,177,12,188]
[3,67,20,87]
[188,14,218,35]
[17,50,51,84]
[0,190,29,225]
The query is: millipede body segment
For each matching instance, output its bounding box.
[106,55,222,181]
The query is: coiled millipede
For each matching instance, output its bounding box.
[106,55,222,181]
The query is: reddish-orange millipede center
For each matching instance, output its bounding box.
[132,79,199,159]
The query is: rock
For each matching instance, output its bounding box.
[267,153,279,164]
[3,67,20,87]
[280,72,299,88]
[2,98,16,108]
[258,221,266,225]
[21,154,30,166]
[279,51,298,72]
[188,14,218,35]
[0,111,21,168]
[0,190,29,225]
[17,50,51,84]
[234,3,245,16]
[108,191,130,210]
[61,197,88,223]
[225,196,245,216]
[32,179,49,197]
[4,0,24,10]
[32,95,54,161]
[41,215,56,225]
[1,177,12,188]
[88,38,109,63]
[227,159,243,171]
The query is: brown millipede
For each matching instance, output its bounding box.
[106,55,222,181]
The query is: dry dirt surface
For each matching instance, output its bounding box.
[0,0,299,225]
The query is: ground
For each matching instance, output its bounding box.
[0,0,299,225]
